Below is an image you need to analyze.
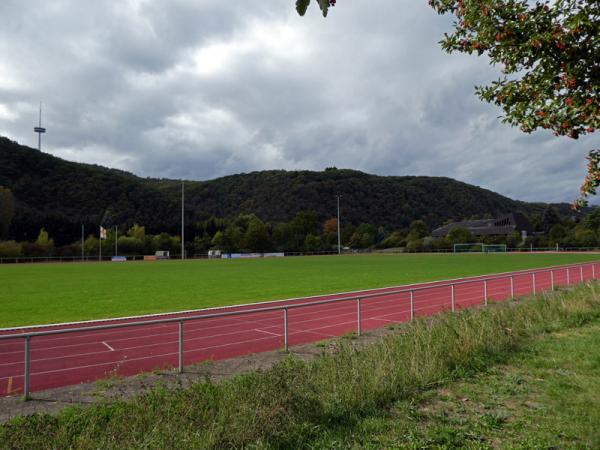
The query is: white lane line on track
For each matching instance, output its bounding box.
[102,342,114,352]
[0,300,405,367]
[0,324,353,381]
[370,317,397,323]
[1,289,406,353]
[0,295,458,366]
[0,301,405,373]
[254,329,281,337]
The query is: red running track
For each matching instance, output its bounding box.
[0,262,597,397]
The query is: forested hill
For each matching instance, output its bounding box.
[0,136,572,245]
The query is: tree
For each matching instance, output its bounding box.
[379,230,406,248]
[211,231,226,250]
[349,223,377,248]
[84,235,99,256]
[244,217,272,252]
[430,0,599,206]
[213,225,243,252]
[153,232,180,254]
[295,0,336,17]
[127,224,146,241]
[447,226,473,244]
[582,206,600,231]
[117,236,143,255]
[323,218,338,235]
[297,0,598,206]
[291,211,320,237]
[407,220,429,240]
[541,206,561,233]
[0,186,15,239]
[0,240,22,257]
[574,228,597,247]
[304,233,323,251]
[549,223,567,243]
[36,228,54,252]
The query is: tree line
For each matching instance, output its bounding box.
[1,205,600,258]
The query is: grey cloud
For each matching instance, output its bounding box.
[0,0,597,205]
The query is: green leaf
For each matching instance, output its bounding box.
[296,0,310,16]
[316,0,329,17]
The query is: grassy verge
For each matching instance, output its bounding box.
[311,321,600,449]
[1,253,599,327]
[2,283,600,449]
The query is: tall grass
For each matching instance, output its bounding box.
[3,283,600,449]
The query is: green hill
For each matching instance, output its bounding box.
[0,136,572,245]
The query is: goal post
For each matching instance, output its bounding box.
[453,243,484,253]
[453,243,508,253]
[483,244,507,253]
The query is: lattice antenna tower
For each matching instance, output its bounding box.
[33,102,46,150]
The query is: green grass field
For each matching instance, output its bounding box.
[1,253,599,328]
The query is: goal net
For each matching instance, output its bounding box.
[483,244,507,253]
[453,243,508,253]
[453,243,484,253]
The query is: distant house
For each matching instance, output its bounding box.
[431,213,532,239]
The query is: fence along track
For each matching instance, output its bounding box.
[0,261,597,400]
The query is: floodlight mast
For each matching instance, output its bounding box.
[33,102,46,150]
[336,195,342,255]
[181,180,185,260]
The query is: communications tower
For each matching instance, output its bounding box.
[33,102,46,150]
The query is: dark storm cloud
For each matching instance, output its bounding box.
[0,0,597,203]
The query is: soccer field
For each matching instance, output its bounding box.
[1,253,599,328]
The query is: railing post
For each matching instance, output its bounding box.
[551,270,554,291]
[511,276,515,299]
[580,265,584,282]
[451,284,455,312]
[532,272,536,295]
[178,320,184,373]
[356,298,362,336]
[410,290,415,321]
[593,264,596,280]
[484,279,488,306]
[567,268,570,285]
[24,336,31,401]
[284,307,289,352]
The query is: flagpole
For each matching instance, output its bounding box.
[99,226,102,262]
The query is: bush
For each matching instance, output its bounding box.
[0,240,22,257]
[116,236,143,255]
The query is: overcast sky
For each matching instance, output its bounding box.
[0,0,597,203]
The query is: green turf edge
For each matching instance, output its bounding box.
[1,253,599,327]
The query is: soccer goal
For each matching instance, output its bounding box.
[453,243,507,253]
[453,243,484,253]
[483,244,507,253]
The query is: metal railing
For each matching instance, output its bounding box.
[0,261,598,400]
